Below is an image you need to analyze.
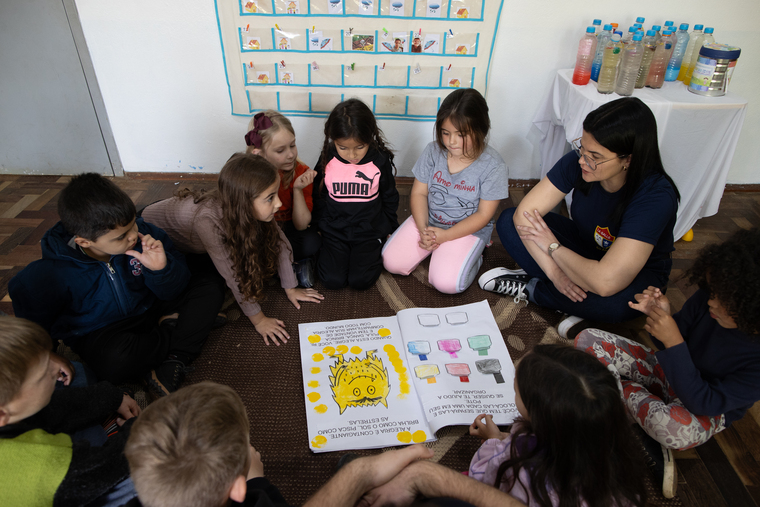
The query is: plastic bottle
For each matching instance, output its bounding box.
[590,24,613,82]
[636,16,646,25]
[665,23,690,81]
[652,25,662,41]
[677,24,704,83]
[592,19,602,33]
[633,23,643,32]
[572,27,598,85]
[597,33,622,94]
[635,30,658,88]
[682,27,715,85]
[622,26,638,45]
[663,21,674,34]
[615,33,644,96]
[646,31,675,89]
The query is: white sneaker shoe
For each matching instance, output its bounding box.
[557,315,584,340]
[478,267,531,304]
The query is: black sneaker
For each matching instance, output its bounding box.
[294,258,315,288]
[145,359,191,398]
[634,425,677,498]
[478,267,530,303]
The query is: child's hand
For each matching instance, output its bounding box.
[247,445,265,479]
[469,414,507,440]
[425,226,449,247]
[629,286,671,316]
[294,169,317,191]
[116,394,141,426]
[285,287,324,310]
[250,313,289,346]
[417,228,437,251]
[126,233,167,271]
[645,307,684,348]
[49,352,75,385]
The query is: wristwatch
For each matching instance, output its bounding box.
[548,242,560,257]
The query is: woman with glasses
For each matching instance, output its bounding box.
[479,97,679,336]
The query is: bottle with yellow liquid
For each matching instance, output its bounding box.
[677,24,704,83]
[682,27,714,85]
[597,34,622,94]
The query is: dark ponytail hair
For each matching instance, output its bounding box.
[318,98,395,174]
[579,97,679,225]
[496,344,647,507]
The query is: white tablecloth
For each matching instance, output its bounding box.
[533,69,748,239]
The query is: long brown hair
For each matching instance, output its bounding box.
[178,153,281,303]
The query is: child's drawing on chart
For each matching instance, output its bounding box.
[358,0,373,15]
[456,7,468,17]
[438,339,461,358]
[243,0,258,13]
[448,77,461,88]
[246,37,261,50]
[467,335,491,355]
[476,358,505,384]
[286,0,300,13]
[319,37,333,51]
[389,0,405,15]
[408,341,430,360]
[278,36,291,50]
[446,363,471,382]
[423,34,441,54]
[426,0,441,17]
[309,31,322,50]
[352,34,374,51]
[256,71,270,83]
[279,70,294,84]
[327,0,342,14]
[455,45,468,54]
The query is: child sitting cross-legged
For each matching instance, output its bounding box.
[575,227,760,498]
[9,173,226,397]
[0,316,140,506]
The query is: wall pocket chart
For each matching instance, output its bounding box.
[215,0,505,120]
[299,300,518,453]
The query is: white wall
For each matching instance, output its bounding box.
[75,0,760,182]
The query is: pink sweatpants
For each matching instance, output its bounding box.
[382,216,484,294]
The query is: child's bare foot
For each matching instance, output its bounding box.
[158,313,179,326]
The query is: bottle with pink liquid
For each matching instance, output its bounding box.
[572,26,598,85]
[646,31,675,89]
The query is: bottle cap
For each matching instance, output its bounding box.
[610,33,622,42]
[652,25,661,31]
[593,19,602,25]
[699,43,741,60]
[646,30,656,37]
[614,30,623,37]
[603,24,613,31]
[679,23,689,30]
[633,34,643,41]
[629,26,637,32]
[664,21,674,27]
[694,24,704,30]
[586,26,596,34]
[704,27,714,34]
[634,23,643,29]
[611,23,618,28]
[636,17,645,23]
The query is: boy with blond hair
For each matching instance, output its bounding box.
[0,316,140,506]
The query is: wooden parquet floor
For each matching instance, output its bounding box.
[1,173,759,506]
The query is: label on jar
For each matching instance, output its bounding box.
[690,56,717,91]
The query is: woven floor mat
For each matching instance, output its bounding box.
[182,244,678,506]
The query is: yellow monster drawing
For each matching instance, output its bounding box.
[329,350,391,414]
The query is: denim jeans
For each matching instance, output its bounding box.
[495,208,671,322]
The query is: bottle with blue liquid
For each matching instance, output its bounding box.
[590,24,613,82]
[665,23,690,81]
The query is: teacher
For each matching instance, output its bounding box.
[480,97,679,337]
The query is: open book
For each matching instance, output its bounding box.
[299,300,518,453]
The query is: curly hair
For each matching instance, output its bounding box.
[685,227,760,335]
[177,153,281,303]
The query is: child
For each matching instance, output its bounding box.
[575,227,760,497]
[142,154,323,346]
[245,110,321,287]
[383,88,508,294]
[313,98,399,290]
[9,174,224,396]
[125,381,284,507]
[468,344,646,507]
[0,316,140,506]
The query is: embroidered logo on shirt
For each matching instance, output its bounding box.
[594,226,615,250]
[130,258,143,276]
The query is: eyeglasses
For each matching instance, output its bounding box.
[571,138,627,171]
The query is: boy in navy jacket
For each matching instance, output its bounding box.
[9,174,225,396]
